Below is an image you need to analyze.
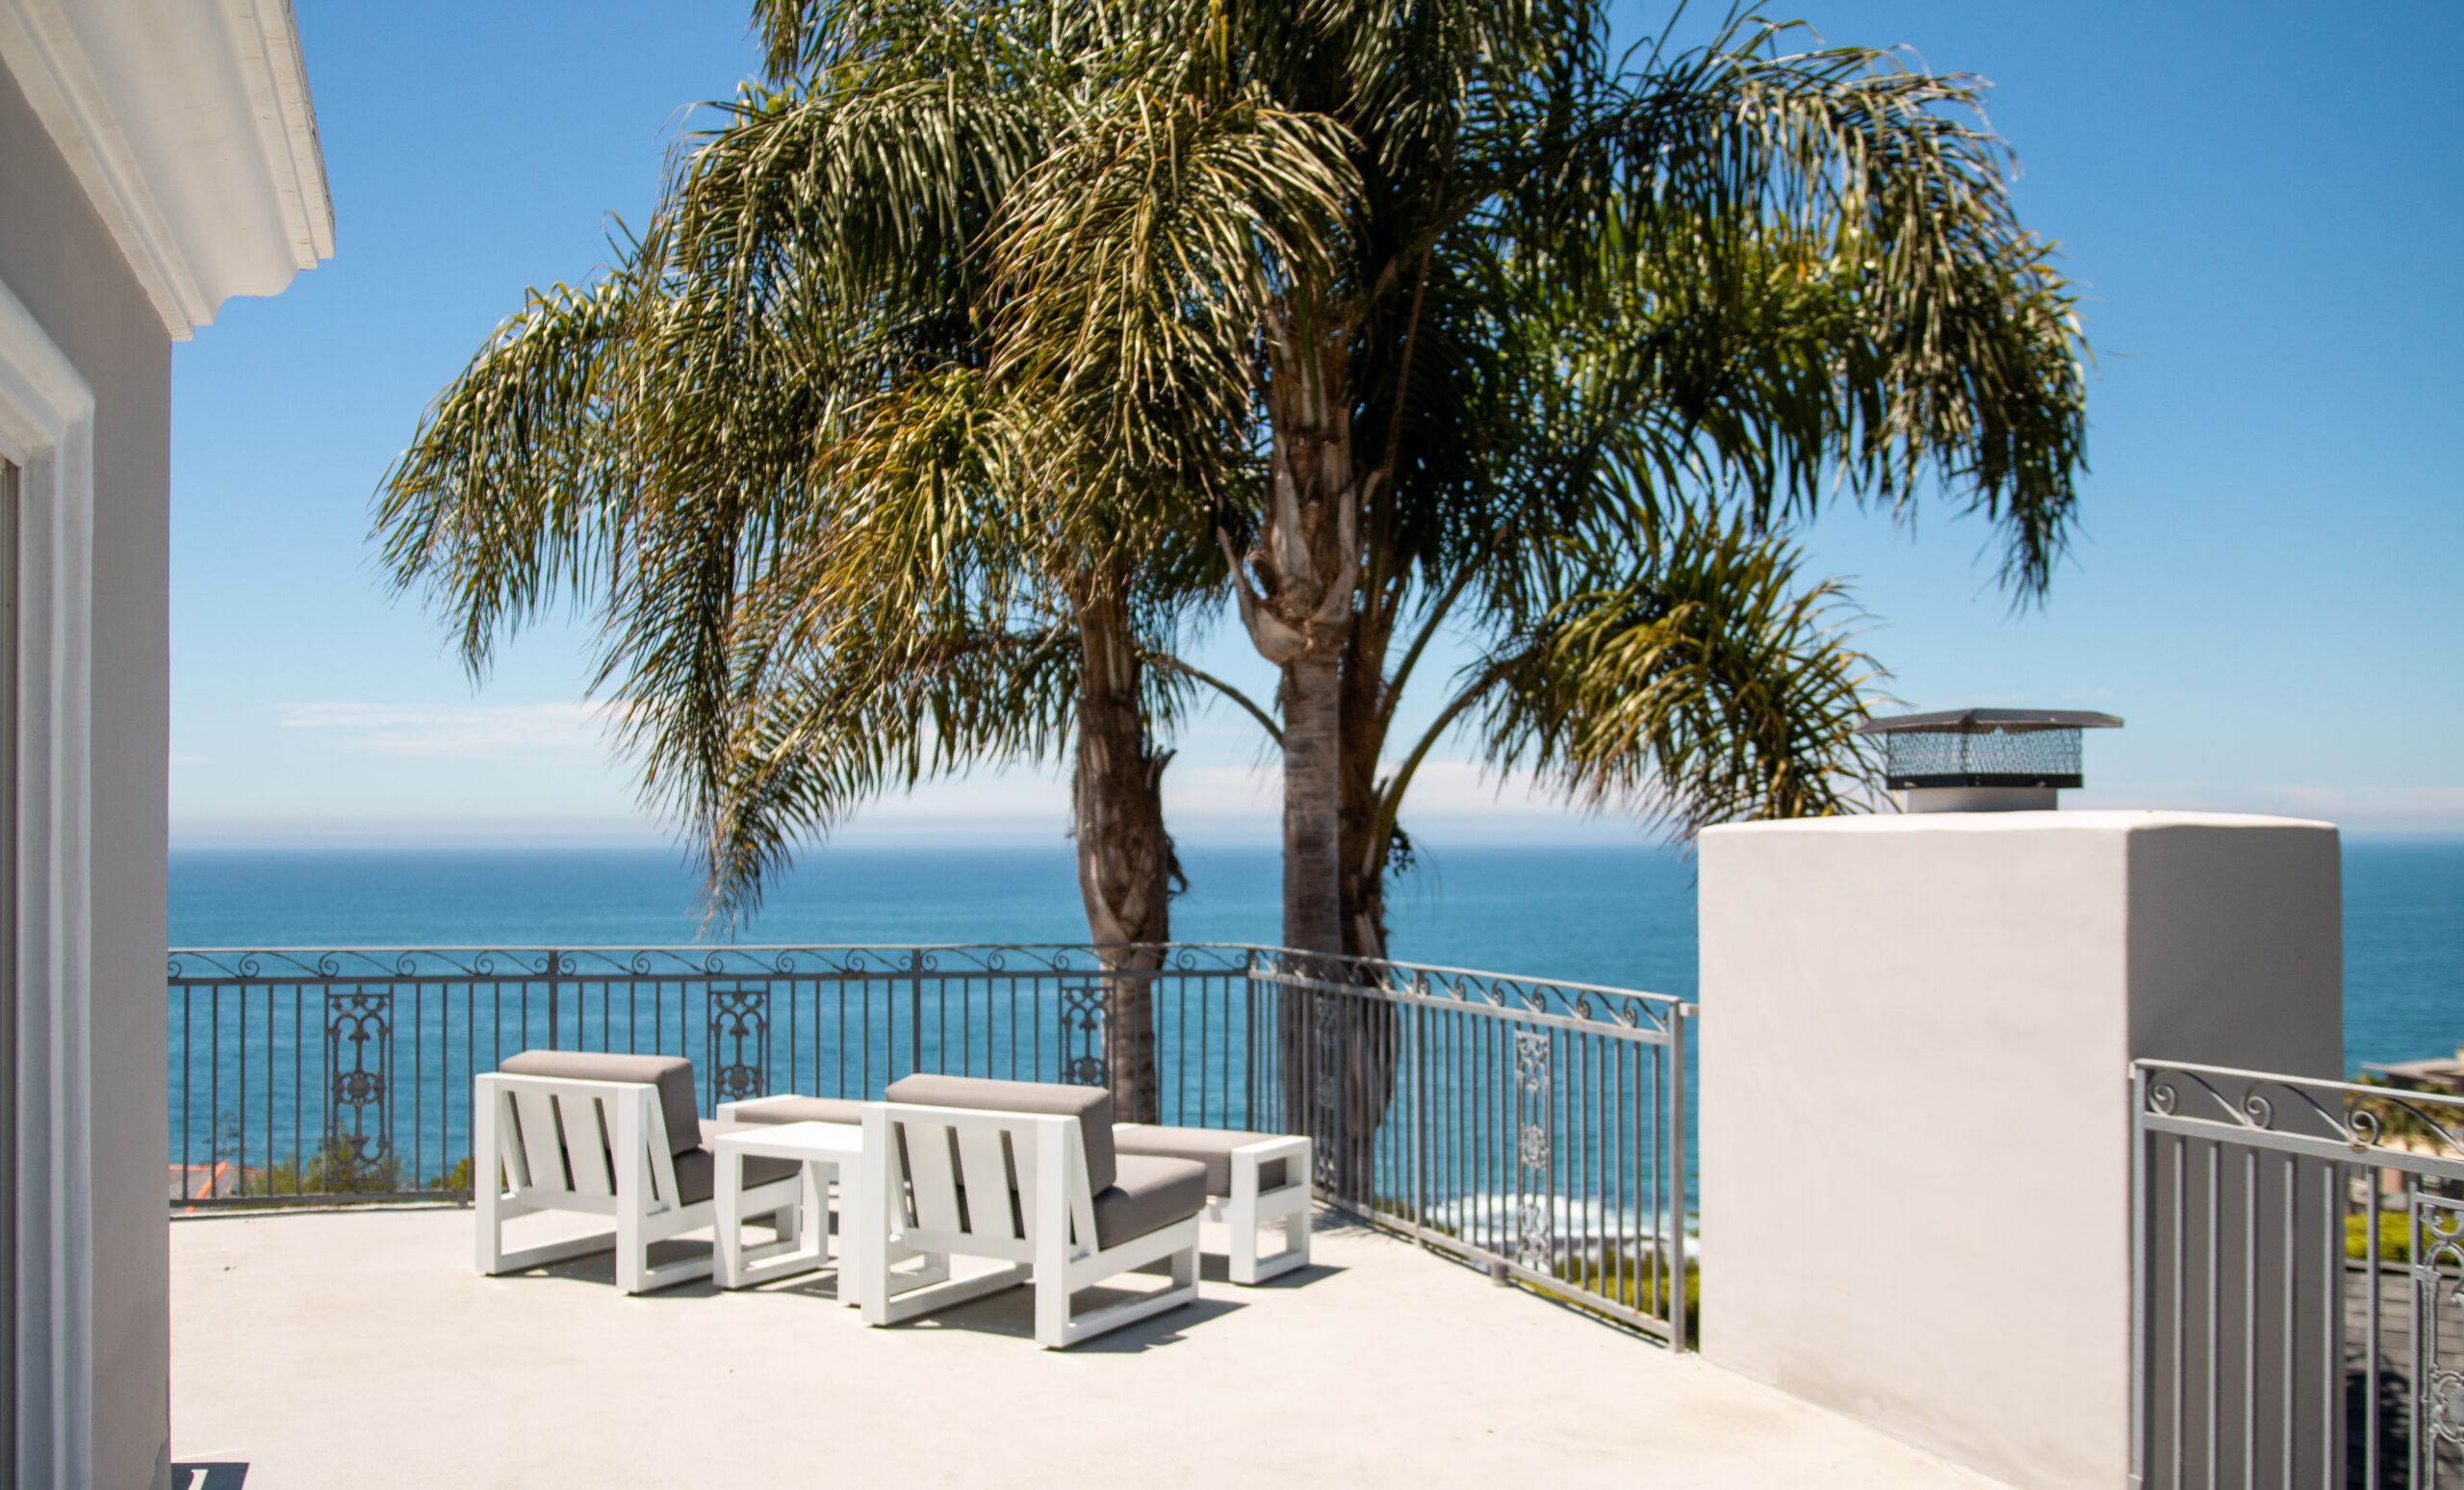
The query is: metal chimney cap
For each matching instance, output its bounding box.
[1861,706,2122,805]
[1856,707,2124,736]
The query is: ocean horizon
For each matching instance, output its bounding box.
[169,838,2462,1075]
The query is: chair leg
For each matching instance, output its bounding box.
[1232,1197,1311,1285]
[1034,1267,1069,1349]
[616,1198,647,1296]
[1034,1226,1070,1349]
[858,1176,894,1325]
[476,1176,506,1275]
[475,1095,504,1274]
[1047,1236,1200,1349]
[1228,1184,1258,1285]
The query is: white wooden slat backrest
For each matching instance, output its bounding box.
[904,1119,962,1234]
[489,1082,532,1192]
[513,1087,567,1194]
[952,1124,1014,1242]
[884,1106,1088,1264]
[482,1075,679,1212]
[562,1092,616,1198]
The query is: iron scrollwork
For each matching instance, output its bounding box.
[324,989,392,1186]
[1514,1030,1554,1272]
[1060,982,1106,1089]
[706,985,771,1106]
[2416,1195,2464,1447]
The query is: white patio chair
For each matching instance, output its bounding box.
[1113,1123,1314,1284]
[475,1050,802,1295]
[858,1074,1208,1349]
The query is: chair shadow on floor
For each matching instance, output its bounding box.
[880,1249,1348,1352]
[488,1218,1349,1345]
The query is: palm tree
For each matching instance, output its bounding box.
[384,0,2084,1144]
[942,2,2089,955]
[370,5,1282,1120]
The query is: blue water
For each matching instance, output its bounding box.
[168,838,2461,1073]
[167,844,1707,1205]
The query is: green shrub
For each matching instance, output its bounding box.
[240,1140,404,1197]
[2348,1207,2464,1265]
[2348,1209,2410,1264]
[1545,1251,1700,1336]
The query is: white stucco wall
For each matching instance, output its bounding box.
[1697,811,2341,1490]
[0,7,326,1482]
[0,57,171,1486]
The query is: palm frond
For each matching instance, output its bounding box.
[1474,511,1886,838]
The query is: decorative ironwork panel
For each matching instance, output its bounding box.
[1514,1030,1553,1272]
[2135,1061,2464,1489]
[2416,1194,2464,1457]
[1059,982,1106,1088]
[324,989,392,1183]
[706,985,771,1106]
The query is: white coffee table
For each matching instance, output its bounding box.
[712,1119,869,1300]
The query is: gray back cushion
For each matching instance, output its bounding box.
[883,1074,1115,1194]
[499,1050,700,1156]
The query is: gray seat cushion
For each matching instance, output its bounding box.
[1091,1154,1208,1249]
[883,1074,1116,1194]
[1113,1124,1293,1195]
[499,1050,700,1155]
[670,1120,802,1206]
[725,1094,868,1127]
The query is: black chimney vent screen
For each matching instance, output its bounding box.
[1856,707,2123,790]
[1878,729,2083,789]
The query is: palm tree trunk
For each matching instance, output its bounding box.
[1327,605,1398,1197]
[1337,607,1395,961]
[1277,647,1349,1172]
[1280,651,1344,955]
[1223,315,1357,957]
[1220,315,1380,1169]
[1069,578,1177,1124]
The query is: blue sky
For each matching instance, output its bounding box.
[167,1,2463,849]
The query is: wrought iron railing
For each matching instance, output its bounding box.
[2133,1061,2464,1489]
[1262,951,1693,1343]
[167,942,1695,1342]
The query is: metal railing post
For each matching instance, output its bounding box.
[1242,947,1258,1129]
[2128,1063,2147,1490]
[1415,980,1429,1244]
[1669,1003,1691,1351]
[907,948,923,1079]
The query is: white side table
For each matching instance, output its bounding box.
[712,1119,869,1301]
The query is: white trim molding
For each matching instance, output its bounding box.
[0,279,94,1490]
[0,0,334,339]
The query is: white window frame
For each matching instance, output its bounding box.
[0,278,94,1490]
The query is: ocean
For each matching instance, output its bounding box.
[168,838,2462,1074]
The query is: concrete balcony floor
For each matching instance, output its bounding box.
[172,1206,2000,1488]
